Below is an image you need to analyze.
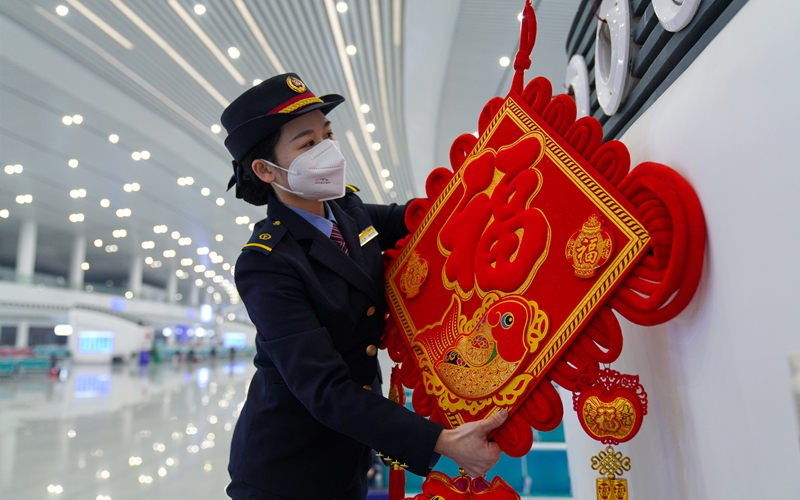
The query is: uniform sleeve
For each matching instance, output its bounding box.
[235,249,443,475]
[363,202,413,250]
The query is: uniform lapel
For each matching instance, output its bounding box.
[269,195,378,301]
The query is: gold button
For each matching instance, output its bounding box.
[363,384,372,390]
[366,345,377,357]
[366,306,376,317]
[273,221,281,226]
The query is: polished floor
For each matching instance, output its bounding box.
[0,360,253,500]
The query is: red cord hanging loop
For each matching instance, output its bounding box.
[511,0,537,95]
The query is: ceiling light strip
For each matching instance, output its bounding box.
[323,0,387,188]
[345,130,384,204]
[168,0,246,86]
[392,0,402,47]
[33,6,220,143]
[64,0,134,50]
[108,0,229,107]
[370,0,400,167]
[233,0,286,74]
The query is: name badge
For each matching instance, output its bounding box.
[358,226,379,246]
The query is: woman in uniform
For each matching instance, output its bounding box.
[222,73,506,500]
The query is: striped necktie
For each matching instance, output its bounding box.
[330,222,349,255]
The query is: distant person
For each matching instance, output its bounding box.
[221,72,504,500]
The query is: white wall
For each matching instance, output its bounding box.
[561,1,800,498]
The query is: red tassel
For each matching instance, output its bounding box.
[388,462,406,500]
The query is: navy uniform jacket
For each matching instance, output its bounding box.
[227,188,444,499]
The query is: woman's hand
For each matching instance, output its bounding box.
[433,409,507,477]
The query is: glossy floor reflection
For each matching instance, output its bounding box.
[0,360,255,500]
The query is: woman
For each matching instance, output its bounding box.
[222,73,505,500]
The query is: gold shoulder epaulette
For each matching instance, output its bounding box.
[242,219,286,255]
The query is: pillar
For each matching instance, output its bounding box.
[189,282,200,307]
[15,220,37,283]
[166,265,178,304]
[128,254,143,298]
[68,235,86,290]
[14,321,29,349]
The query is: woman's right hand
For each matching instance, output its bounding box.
[433,409,507,477]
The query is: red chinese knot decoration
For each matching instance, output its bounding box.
[380,0,705,476]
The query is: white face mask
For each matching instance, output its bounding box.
[266,139,346,201]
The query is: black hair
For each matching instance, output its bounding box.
[238,127,283,206]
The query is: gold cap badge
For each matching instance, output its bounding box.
[286,76,306,93]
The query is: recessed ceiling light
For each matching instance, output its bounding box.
[210,124,221,134]
[145,256,154,264]
[171,231,181,239]
[56,5,69,16]
[365,123,375,133]
[216,197,225,206]
[235,216,250,225]
[0,209,9,219]
[69,213,85,222]
[197,247,209,255]
[115,208,131,217]
[153,225,168,234]
[252,79,262,86]
[62,116,73,125]
[109,134,119,143]
[179,237,192,246]
[94,239,103,247]
[195,279,204,287]
[201,187,211,196]
[372,142,381,151]
[80,262,90,271]
[105,244,118,253]
[163,249,176,258]
[142,241,155,249]
[68,159,79,168]
[499,56,511,67]
[345,45,357,55]
[185,176,194,185]
[222,263,231,270]
[70,189,87,199]
[181,258,193,266]
[15,194,32,204]
[125,291,134,299]
[381,169,390,178]
[193,4,206,15]
[336,2,348,13]
[215,234,223,242]
[4,164,22,175]
[194,264,206,272]
[360,104,370,114]
[100,199,110,208]
[72,114,83,124]
[385,180,394,189]
[227,47,240,59]
[132,151,142,161]
[140,150,150,160]
[112,229,127,238]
